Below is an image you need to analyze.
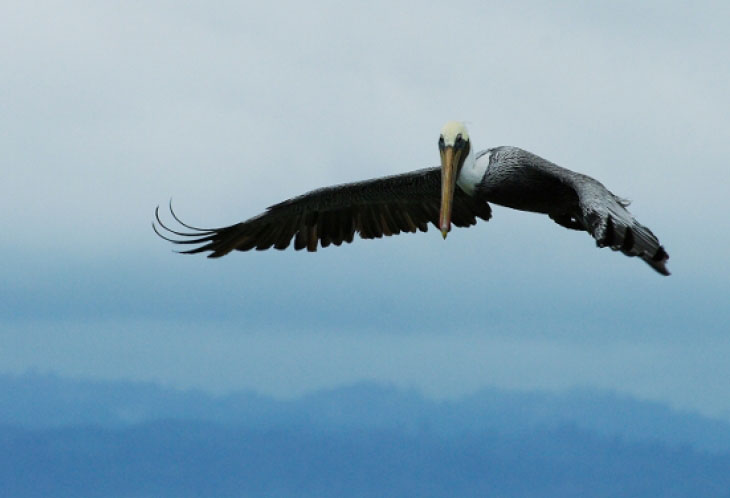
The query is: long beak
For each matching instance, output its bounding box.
[439,146,459,239]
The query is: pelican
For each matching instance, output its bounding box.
[154,121,670,275]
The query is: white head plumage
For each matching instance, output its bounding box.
[440,121,470,146]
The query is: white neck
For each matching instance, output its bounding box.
[456,144,487,196]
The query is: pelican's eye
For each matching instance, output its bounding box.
[454,135,464,149]
[438,136,445,149]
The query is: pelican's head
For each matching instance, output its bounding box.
[438,121,470,239]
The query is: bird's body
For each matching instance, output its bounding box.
[155,121,670,275]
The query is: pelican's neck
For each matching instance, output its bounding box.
[456,142,484,196]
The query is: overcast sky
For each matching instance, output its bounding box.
[2,1,729,419]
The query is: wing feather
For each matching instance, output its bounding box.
[571,175,669,275]
[522,150,669,275]
[154,167,492,257]
[485,147,670,275]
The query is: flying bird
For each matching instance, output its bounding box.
[154,121,670,275]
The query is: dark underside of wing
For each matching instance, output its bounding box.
[154,168,492,257]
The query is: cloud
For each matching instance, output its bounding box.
[1,0,728,417]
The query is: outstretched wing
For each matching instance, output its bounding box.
[484,147,670,276]
[154,167,492,257]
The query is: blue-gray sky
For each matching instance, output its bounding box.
[2,1,729,418]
